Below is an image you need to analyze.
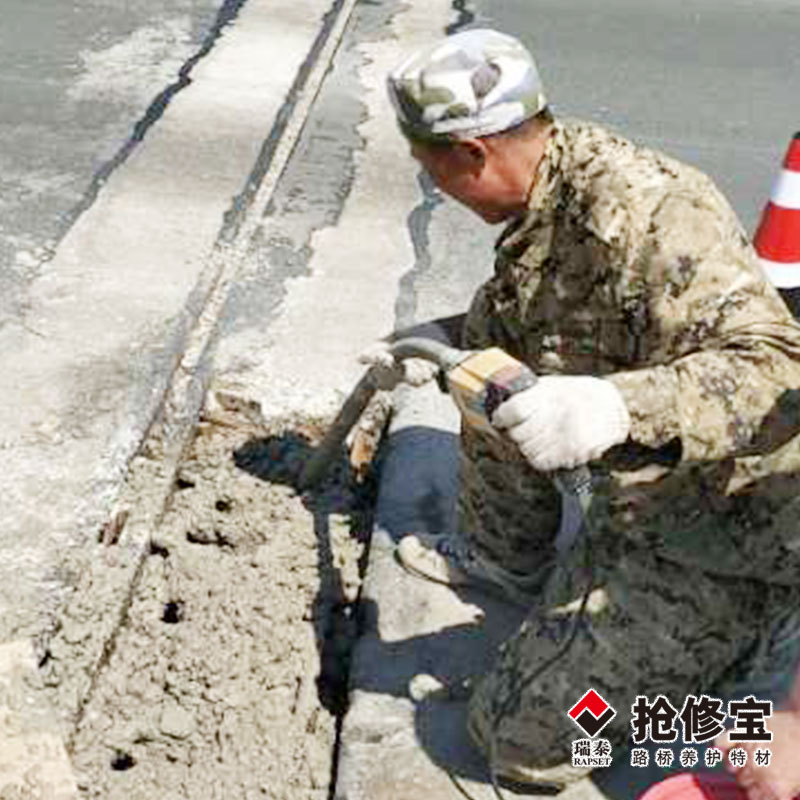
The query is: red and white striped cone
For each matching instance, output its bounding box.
[754,132,800,316]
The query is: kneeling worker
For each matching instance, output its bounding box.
[370,27,800,788]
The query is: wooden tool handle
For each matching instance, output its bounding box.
[299,369,379,489]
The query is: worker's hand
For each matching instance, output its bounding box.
[714,711,800,800]
[491,375,630,471]
[358,341,440,390]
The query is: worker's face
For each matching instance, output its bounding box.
[409,138,513,224]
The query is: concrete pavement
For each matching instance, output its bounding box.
[0,641,78,798]
[0,0,485,790]
[0,5,365,787]
[209,0,492,420]
[0,0,223,324]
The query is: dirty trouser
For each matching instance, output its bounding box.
[467,541,795,772]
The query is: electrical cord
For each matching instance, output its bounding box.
[382,340,598,798]
[447,489,597,800]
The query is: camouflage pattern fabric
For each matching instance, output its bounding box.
[459,119,800,769]
[468,545,798,769]
[387,28,547,142]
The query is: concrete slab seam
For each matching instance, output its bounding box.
[155,0,364,462]
[219,0,361,244]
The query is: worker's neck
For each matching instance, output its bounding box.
[518,122,554,207]
[486,122,554,218]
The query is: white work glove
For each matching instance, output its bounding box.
[491,375,631,472]
[358,341,440,390]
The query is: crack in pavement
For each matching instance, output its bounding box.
[65,0,250,233]
[394,2,475,331]
[395,169,444,330]
[446,0,476,35]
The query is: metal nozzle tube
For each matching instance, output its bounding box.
[387,338,467,371]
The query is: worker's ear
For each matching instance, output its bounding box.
[454,138,487,174]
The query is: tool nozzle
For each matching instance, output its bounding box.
[387,338,466,370]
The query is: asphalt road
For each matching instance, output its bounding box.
[473,0,800,232]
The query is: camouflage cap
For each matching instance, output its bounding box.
[387,29,547,142]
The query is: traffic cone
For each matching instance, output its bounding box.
[754,132,800,317]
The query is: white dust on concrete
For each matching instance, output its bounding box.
[0,640,78,799]
[0,0,336,645]
[218,14,431,422]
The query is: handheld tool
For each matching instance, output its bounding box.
[301,337,592,553]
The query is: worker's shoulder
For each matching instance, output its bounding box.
[558,118,714,195]
[555,117,732,238]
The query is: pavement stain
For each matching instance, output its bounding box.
[42,404,377,799]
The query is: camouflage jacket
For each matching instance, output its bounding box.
[461,119,800,586]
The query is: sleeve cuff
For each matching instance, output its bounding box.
[605,366,683,450]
